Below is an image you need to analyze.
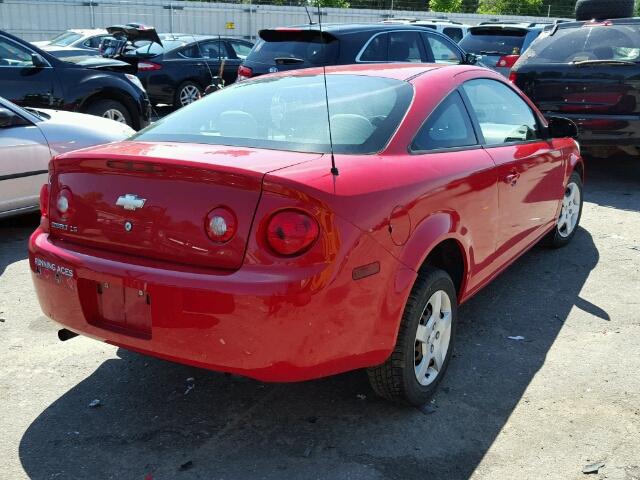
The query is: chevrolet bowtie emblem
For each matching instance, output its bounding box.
[116,194,146,211]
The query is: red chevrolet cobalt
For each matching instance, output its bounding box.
[30,64,584,406]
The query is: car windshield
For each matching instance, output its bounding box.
[519,23,640,64]
[248,36,339,65]
[459,28,527,55]
[49,31,83,47]
[133,74,413,154]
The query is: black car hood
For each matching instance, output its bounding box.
[65,56,136,73]
[106,25,162,46]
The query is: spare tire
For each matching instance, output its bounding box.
[575,0,634,21]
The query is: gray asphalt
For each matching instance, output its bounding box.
[1,157,639,480]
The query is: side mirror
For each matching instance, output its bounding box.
[0,108,19,128]
[464,53,478,65]
[31,53,48,68]
[548,116,579,139]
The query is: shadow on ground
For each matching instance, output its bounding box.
[0,213,39,276]
[583,154,640,212]
[18,221,601,479]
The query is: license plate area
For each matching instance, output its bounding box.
[79,278,152,339]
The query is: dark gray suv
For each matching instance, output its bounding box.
[237,23,475,81]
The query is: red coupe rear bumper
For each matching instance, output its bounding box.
[29,228,415,382]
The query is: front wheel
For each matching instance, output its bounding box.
[85,99,132,126]
[542,171,583,248]
[367,267,458,406]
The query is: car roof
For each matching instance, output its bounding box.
[541,17,640,31]
[68,29,107,36]
[265,63,460,81]
[277,23,457,35]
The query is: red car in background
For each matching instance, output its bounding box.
[29,64,584,406]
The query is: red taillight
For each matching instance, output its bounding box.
[496,55,519,69]
[138,62,162,71]
[39,184,49,217]
[237,65,253,81]
[509,71,518,83]
[266,209,319,256]
[205,207,237,243]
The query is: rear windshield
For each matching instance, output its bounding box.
[518,23,640,64]
[133,74,413,154]
[247,32,339,66]
[459,28,527,55]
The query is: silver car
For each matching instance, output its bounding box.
[0,97,134,218]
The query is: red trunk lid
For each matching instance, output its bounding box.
[48,142,321,270]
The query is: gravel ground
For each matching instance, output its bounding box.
[1,156,639,480]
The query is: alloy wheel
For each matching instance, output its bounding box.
[414,289,453,386]
[558,181,581,238]
[102,109,127,123]
[179,85,201,106]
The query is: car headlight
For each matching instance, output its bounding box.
[125,74,145,92]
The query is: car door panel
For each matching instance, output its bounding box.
[0,124,51,214]
[361,90,500,297]
[461,77,565,268]
[0,34,62,109]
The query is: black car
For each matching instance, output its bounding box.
[237,23,475,81]
[103,26,253,108]
[511,18,640,156]
[0,30,150,129]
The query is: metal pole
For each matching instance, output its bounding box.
[547,4,551,17]
[169,1,174,34]
[89,0,96,28]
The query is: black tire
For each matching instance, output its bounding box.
[542,171,584,248]
[174,80,203,108]
[367,267,458,406]
[575,0,634,21]
[85,99,132,127]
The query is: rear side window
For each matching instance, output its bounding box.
[519,24,640,64]
[462,79,540,145]
[423,33,461,64]
[459,28,527,55]
[412,91,477,151]
[229,41,252,59]
[360,31,425,62]
[247,32,338,66]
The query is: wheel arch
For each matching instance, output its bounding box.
[398,212,470,300]
[78,88,140,129]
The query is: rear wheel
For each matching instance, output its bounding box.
[575,0,634,21]
[542,171,583,248]
[175,81,203,108]
[367,267,458,406]
[85,99,132,126]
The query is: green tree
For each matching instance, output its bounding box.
[430,0,461,12]
[478,0,545,16]
[313,0,351,7]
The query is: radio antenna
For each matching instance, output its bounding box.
[317,2,338,176]
[304,5,315,25]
